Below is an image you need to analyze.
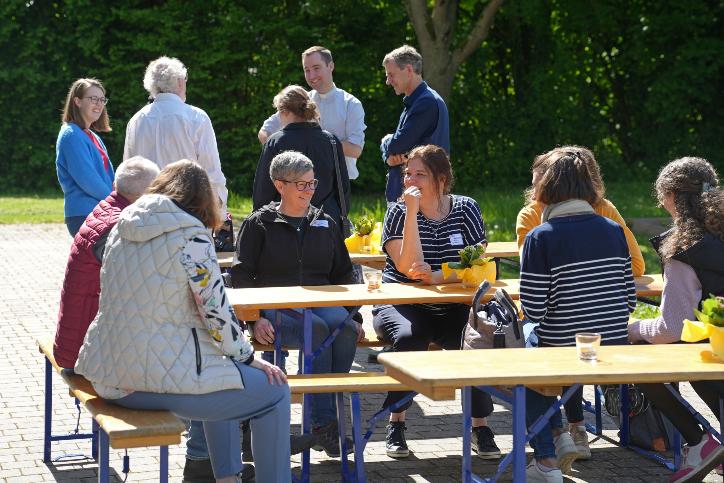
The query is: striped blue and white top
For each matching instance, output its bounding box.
[520,213,637,347]
[381,195,486,310]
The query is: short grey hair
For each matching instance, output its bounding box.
[383,45,423,75]
[143,56,187,97]
[115,156,161,198]
[269,151,314,182]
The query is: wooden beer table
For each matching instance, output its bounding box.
[378,344,724,482]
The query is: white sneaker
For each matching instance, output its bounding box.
[554,431,579,474]
[570,425,591,460]
[525,461,563,483]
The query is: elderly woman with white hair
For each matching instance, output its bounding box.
[123,55,229,212]
[54,156,160,370]
[232,150,363,458]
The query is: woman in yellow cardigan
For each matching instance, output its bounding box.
[516,145,645,277]
[515,145,645,464]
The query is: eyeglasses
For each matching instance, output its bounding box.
[84,96,109,106]
[277,179,319,191]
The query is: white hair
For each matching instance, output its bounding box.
[115,156,161,198]
[143,56,187,97]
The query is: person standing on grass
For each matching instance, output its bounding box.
[380,45,449,203]
[53,156,159,370]
[628,157,724,483]
[55,78,115,236]
[257,46,366,181]
[519,149,637,482]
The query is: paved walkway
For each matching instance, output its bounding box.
[0,224,719,482]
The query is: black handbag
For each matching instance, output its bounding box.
[326,132,353,238]
[213,212,235,252]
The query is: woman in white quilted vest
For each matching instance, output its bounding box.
[75,160,291,483]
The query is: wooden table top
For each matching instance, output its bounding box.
[217,241,521,269]
[228,274,663,321]
[378,343,724,400]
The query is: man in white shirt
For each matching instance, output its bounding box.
[257,46,366,179]
[123,56,228,211]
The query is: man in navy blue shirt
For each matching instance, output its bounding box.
[381,45,450,202]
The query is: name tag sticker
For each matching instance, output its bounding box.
[449,233,464,246]
[310,220,329,228]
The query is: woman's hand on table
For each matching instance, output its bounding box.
[250,357,287,385]
[403,186,421,213]
[408,261,433,284]
[253,317,275,345]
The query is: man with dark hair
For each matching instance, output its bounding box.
[381,45,450,203]
[257,46,366,180]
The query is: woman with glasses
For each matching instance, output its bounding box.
[56,78,115,236]
[252,85,350,234]
[232,151,363,458]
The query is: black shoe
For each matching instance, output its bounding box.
[367,345,392,363]
[472,426,501,460]
[238,464,255,482]
[385,422,409,458]
[183,458,214,483]
[312,421,354,457]
[291,433,318,454]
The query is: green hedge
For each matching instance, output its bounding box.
[1,0,721,195]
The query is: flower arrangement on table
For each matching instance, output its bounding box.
[344,215,382,254]
[441,244,496,288]
[681,295,724,361]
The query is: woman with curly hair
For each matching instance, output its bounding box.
[628,156,724,483]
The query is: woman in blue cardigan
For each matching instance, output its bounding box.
[55,78,115,236]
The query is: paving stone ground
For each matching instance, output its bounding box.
[0,224,719,482]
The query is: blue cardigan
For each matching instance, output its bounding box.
[55,123,114,217]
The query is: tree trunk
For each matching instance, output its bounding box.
[404,0,505,101]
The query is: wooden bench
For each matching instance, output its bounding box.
[37,337,185,483]
[252,337,386,352]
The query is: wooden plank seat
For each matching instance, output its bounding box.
[37,336,185,483]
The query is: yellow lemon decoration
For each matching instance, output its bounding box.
[442,260,496,288]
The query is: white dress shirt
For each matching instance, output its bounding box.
[123,93,228,210]
[261,84,366,179]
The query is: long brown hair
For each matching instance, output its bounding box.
[61,78,111,132]
[273,85,318,122]
[406,144,454,196]
[146,160,222,229]
[535,150,600,206]
[525,145,604,206]
[655,156,723,260]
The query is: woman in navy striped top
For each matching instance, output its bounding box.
[373,145,501,460]
[519,148,637,482]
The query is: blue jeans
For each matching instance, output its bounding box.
[261,306,358,426]
[65,216,86,236]
[113,360,291,481]
[526,388,564,460]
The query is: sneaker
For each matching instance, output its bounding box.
[312,421,354,457]
[570,424,591,460]
[553,431,579,474]
[472,426,501,459]
[385,421,410,458]
[525,461,563,483]
[242,422,317,461]
[670,433,724,483]
[184,458,255,483]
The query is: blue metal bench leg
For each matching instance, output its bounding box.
[350,393,366,483]
[44,357,53,462]
[92,419,99,460]
[98,429,110,483]
[160,446,169,483]
[337,392,353,482]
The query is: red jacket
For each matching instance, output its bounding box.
[53,192,131,368]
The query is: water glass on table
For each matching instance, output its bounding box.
[575,332,601,361]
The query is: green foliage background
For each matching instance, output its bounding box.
[1,0,722,195]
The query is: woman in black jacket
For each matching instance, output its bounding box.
[234,151,363,458]
[252,85,350,232]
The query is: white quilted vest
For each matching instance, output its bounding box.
[76,194,245,394]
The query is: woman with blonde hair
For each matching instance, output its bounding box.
[56,78,115,236]
[252,84,350,231]
[76,160,291,483]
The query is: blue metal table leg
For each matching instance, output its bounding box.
[337,392,352,482]
[620,384,630,446]
[595,385,603,435]
[43,357,52,462]
[92,419,99,460]
[512,385,527,482]
[351,393,366,483]
[98,429,109,483]
[462,386,472,483]
[301,308,313,483]
[160,446,169,483]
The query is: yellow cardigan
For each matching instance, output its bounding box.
[515,199,646,277]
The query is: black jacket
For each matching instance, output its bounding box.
[252,122,350,226]
[230,202,354,288]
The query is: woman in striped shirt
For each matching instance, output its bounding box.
[373,145,501,461]
[519,149,637,482]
